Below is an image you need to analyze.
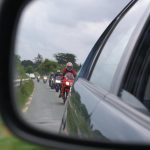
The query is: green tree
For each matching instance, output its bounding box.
[32,54,44,73]
[54,53,81,71]
[15,55,26,78]
[21,60,34,73]
[15,55,26,87]
[25,66,34,73]
[15,55,21,65]
[37,59,58,75]
[54,53,76,65]
[21,60,34,68]
[34,53,43,63]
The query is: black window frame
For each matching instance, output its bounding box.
[120,16,150,110]
[85,0,146,93]
[78,0,137,80]
[110,2,150,96]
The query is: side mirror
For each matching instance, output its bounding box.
[0,0,108,149]
[0,0,149,150]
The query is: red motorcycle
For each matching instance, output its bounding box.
[61,72,74,103]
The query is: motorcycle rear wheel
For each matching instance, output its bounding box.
[56,88,59,92]
[63,92,68,104]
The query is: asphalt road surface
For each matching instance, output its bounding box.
[23,79,65,133]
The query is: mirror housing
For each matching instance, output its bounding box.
[0,0,149,150]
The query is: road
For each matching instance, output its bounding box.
[23,79,65,133]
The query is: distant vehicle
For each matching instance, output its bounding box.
[43,75,48,83]
[54,75,62,92]
[29,73,35,79]
[49,73,55,89]
[37,76,40,82]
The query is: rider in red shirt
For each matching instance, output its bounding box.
[59,62,77,97]
[62,62,77,77]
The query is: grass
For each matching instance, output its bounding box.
[0,80,53,150]
[16,79,34,108]
[0,120,51,150]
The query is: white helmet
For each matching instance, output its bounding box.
[66,62,73,71]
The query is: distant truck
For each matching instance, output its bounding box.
[29,73,35,79]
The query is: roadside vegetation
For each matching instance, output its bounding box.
[16,79,34,108]
[15,55,34,108]
[20,52,81,76]
[0,52,82,149]
[0,54,55,150]
[0,119,51,150]
[0,55,48,150]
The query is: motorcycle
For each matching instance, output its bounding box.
[54,76,62,92]
[60,72,74,103]
[43,76,48,83]
[49,76,55,89]
[37,76,40,82]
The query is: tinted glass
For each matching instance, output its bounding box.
[90,1,148,91]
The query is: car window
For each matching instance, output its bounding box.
[120,90,149,114]
[144,75,150,100]
[143,74,150,110]
[119,10,150,113]
[121,72,150,114]
[90,1,148,91]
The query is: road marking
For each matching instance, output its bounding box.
[22,94,33,113]
[26,100,31,105]
[22,107,28,113]
[22,83,35,113]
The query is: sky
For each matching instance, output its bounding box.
[15,0,130,64]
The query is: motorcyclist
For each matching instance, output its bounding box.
[54,70,62,78]
[53,70,62,92]
[49,72,55,87]
[59,62,77,97]
[37,75,40,82]
[49,72,55,79]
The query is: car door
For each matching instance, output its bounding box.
[62,0,150,142]
[95,17,150,142]
[87,0,150,142]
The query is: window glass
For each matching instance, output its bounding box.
[143,73,150,110]
[90,1,148,91]
[121,90,148,114]
[144,76,150,100]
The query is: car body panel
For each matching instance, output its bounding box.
[91,93,150,143]
[61,0,150,144]
[65,78,108,139]
[64,78,150,143]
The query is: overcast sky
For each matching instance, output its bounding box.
[15,0,130,64]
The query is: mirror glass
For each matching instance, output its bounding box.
[14,0,129,139]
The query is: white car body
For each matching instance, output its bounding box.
[29,73,35,79]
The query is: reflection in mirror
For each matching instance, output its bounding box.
[14,0,129,139]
